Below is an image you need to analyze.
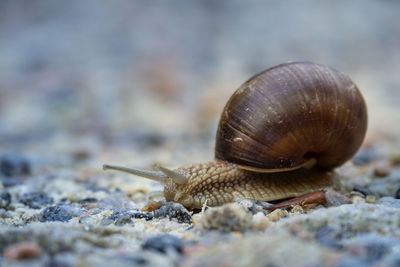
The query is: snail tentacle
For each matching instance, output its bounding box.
[102,164,167,183]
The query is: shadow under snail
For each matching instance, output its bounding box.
[103,61,368,209]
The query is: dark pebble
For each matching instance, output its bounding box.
[107,210,153,225]
[39,204,84,222]
[19,191,53,209]
[314,226,343,249]
[0,191,11,208]
[0,177,23,187]
[142,234,183,254]
[395,188,400,199]
[76,197,98,204]
[109,211,134,226]
[104,203,191,225]
[58,198,69,203]
[154,202,192,224]
[0,154,31,177]
[353,185,374,197]
[132,212,153,221]
[45,258,71,267]
[121,253,148,264]
[365,243,389,261]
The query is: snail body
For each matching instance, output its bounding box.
[104,61,367,209]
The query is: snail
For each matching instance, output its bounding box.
[103,61,368,209]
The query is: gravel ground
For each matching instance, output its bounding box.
[1,1,400,266]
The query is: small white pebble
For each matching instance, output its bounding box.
[365,195,376,203]
[252,212,270,231]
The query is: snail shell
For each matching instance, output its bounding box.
[103,61,368,209]
[216,61,367,172]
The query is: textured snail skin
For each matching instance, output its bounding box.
[216,61,367,172]
[164,160,333,209]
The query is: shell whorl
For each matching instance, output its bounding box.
[215,61,367,171]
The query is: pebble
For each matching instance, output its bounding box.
[76,197,98,204]
[266,209,288,222]
[0,191,11,208]
[39,204,84,222]
[395,188,400,199]
[153,202,192,224]
[314,225,342,249]
[108,211,135,226]
[101,202,191,225]
[133,211,153,221]
[120,253,148,265]
[324,189,352,207]
[235,198,272,214]
[251,212,270,231]
[0,177,23,187]
[0,154,31,177]
[352,185,373,197]
[200,203,253,232]
[102,210,153,226]
[365,195,376,203]
[373,162,392,177]
[19,191,53,209]
[3,242,42,261]
[142,234,183,254]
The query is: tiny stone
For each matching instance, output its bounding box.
[353,185,373,197]
[365,195,376,203]
[324,189,351,207]
[267,209,288,222]
[121,253,148,264]
[3,242,42,261]
[153,202,192,224]
[19,191,53,209]
[0,177,23,187]
[395,188,400,199]
[132,211,153,221]
[235,198,272,214]
[200,203,253,232]
[0,191,11,208]
[315,226,342,249]
[108,211,134,226]
[373,162,392,177]
[100,217,114,226]
[142,234,183,254]
[252,212,270,231]
[39,204,84,222]
[78,214,94,224]
[76,197,98,204]
[0,154,31,177]
[351,195,365,205]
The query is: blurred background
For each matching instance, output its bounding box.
[0,0,399,167]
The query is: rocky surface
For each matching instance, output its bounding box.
[1,1,400,267]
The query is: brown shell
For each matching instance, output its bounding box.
[215,61,368,171]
